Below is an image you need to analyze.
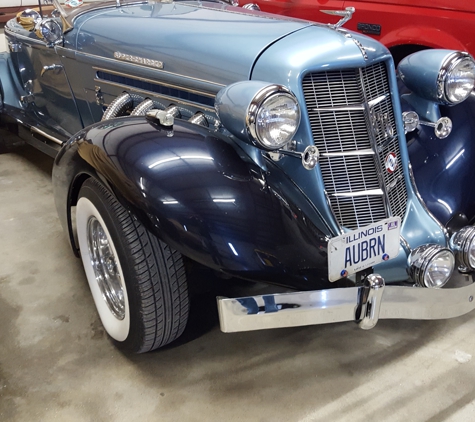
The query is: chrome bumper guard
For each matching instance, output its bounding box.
[217,273,475,333]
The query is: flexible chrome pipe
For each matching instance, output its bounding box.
[101,92,144,121]
[131,99,155,116]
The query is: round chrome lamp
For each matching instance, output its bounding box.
[450,226,475,271]
[438,52,475,105]
[247,86,300,150]
[408,244,455,288]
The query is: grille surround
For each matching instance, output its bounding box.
[302,61,407,230]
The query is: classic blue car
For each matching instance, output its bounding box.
[1,1,475,353]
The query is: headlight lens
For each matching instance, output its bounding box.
[423,249,455,288]
[408,244,455,288]
[439,53,475,105]
[248,88,300,150]
[450,226,475,270]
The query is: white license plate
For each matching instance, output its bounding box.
[328,217,401,282]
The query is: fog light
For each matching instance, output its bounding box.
[450,226,475,271]
[408,244,455,288]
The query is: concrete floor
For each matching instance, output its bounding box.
[2,23,475,422]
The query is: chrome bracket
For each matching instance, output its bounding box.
[146,109,174,127]
[8,42,22,53]
[41,64,63,77]
[20,94,35,105]
[322,7,355,29]
[95,86,104,106]
[355,274,385,330]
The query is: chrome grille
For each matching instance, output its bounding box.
[302,62,408,230]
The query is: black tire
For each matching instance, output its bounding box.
[76,178,189,353]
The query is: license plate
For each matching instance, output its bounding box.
[328,217,401,282]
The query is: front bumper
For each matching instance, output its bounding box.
[217,272,475,333]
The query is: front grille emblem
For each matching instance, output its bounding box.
[385,152,398,174]
[372,112,394,138]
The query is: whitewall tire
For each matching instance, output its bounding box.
[76,178,189,353]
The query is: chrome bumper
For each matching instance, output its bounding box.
[217,273,475,333]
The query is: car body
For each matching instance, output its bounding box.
[1,0,475,352]
[252,0,475,64]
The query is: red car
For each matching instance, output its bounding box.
[254,0,475,64]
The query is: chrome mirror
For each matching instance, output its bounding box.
[38,18,63,47]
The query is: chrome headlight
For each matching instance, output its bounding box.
[398,50,475,106]
[450,226,475,270]
[408,244,455,288]
[247,87,300,150]
[215,81,300,151]
[438,52,475,105]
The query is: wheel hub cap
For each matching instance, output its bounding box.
[86,216,125,320]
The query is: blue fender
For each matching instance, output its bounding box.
[405,95,475,227]
[52,117,335,289]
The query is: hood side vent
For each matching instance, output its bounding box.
[96,71,216,108]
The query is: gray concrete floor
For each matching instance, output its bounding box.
[2,22,475,422]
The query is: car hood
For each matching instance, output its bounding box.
[72,1,313,86]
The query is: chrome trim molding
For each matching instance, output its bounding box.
[332,189,384,198]
[76,51,226,88]
[368,94,390,107]
[30,127,63,145]
[4,28,46,46]
[93,67,217,98]
[217,273,475,333]
[311,104,364,112]
[322,148,375,157]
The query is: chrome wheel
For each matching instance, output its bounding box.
[86,216,125,320]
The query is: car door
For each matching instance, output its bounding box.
[7,20,83,141]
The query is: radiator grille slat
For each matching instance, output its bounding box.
[303,62,408,230]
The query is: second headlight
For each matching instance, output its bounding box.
[398,50,475,106]
[438,52,475,105]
